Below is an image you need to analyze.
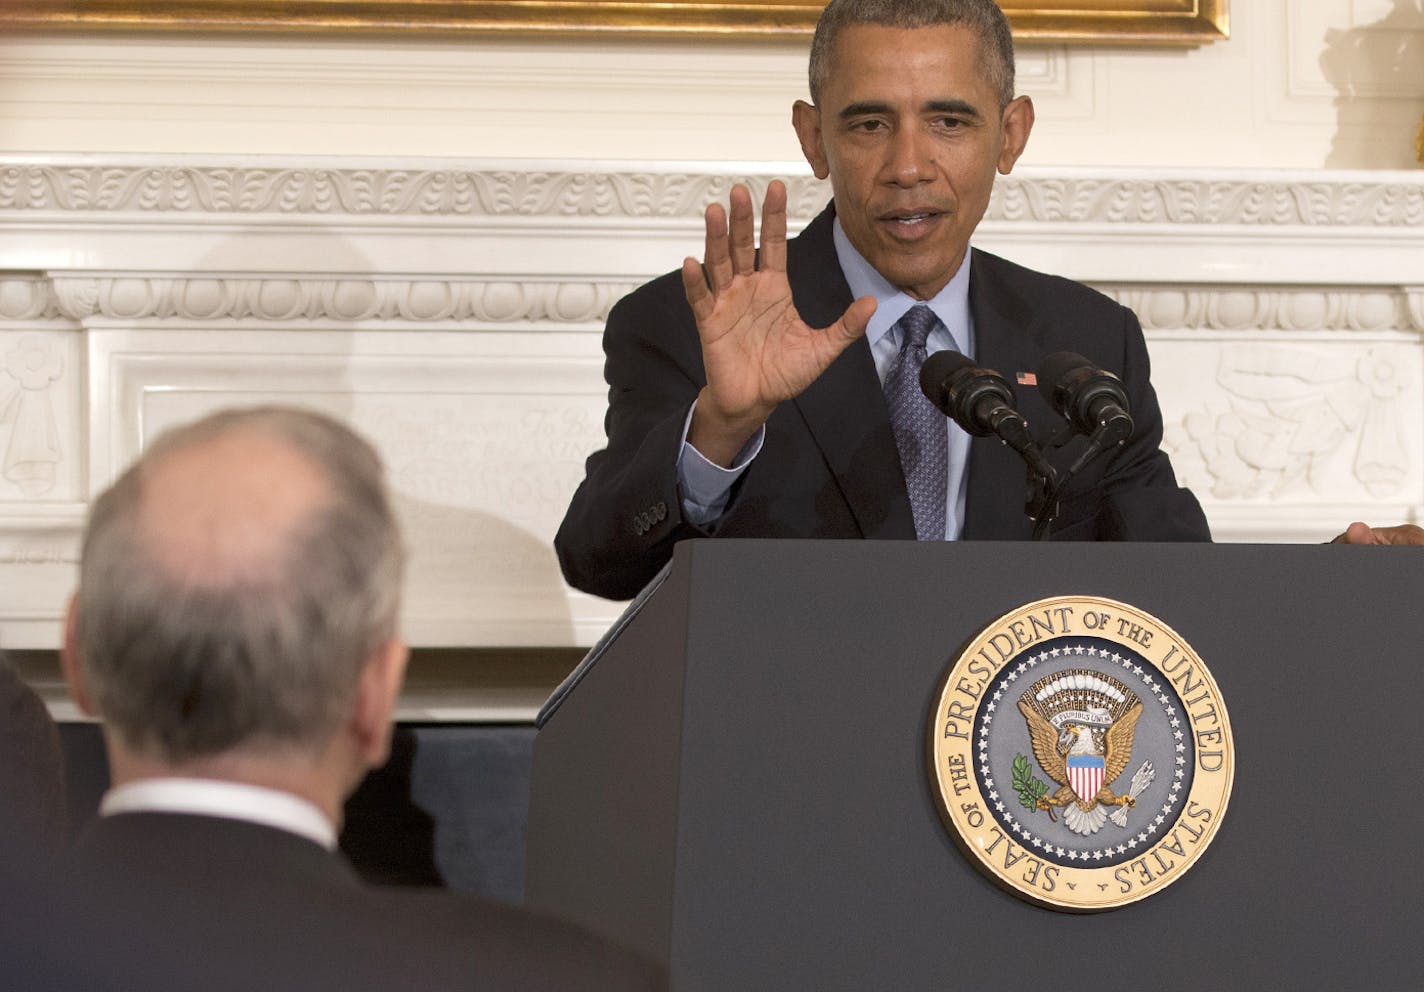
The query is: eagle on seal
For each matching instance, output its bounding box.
[1018,693,1143,837]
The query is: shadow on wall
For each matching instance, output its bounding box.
[1320,0,1424,168]
[186,226,579,646]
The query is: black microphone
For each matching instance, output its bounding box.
[919,351,1042,465]
[1037,351,1133,444]
[921,351,1061,539]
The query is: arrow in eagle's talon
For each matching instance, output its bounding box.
[1109,761,1155,828]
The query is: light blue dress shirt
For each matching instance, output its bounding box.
[677,218,976,539]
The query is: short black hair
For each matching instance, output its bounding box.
[808,0,1016,109]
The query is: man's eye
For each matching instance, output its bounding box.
[850,119,887,133]
[933,117,967,129]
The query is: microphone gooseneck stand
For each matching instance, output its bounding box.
[1029,352,1136,541]
[919,350,1136,542]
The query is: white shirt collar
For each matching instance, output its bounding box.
[831,216,975,358]
[100,778,337,851]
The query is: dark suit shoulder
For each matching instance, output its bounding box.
[610,266,687,315]
[600,268,703,385]
[378,888,666,991]
[963,247,1210,542]
[66,814,665,992]
[970,247,1128,314]
[0,656,66,856]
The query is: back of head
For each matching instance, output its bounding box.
[808,0,1017,109]
[73,406,404,765]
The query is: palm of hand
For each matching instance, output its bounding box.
[681,181,872,465]
[698,267,844,417]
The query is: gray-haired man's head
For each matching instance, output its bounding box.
[72,406,404,764]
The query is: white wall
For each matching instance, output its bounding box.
[2,1,1421,170]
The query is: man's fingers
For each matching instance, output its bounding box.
[1332,521,1375,544]
[728,184,756,275]
[759,180,789,273]
[1373,523,1424,545]
[830,295,878,345]
[702,201,732,296]
[681,257,713,323]
[701,180,789,293]
[1333,521,1424,545]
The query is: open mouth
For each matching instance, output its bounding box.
[882,210,943,235]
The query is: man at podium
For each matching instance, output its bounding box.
[555,0,1417,601]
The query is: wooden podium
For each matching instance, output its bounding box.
[526,540,1423,989]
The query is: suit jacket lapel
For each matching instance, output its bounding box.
[786,206,916,540]
[964,249,1043,540]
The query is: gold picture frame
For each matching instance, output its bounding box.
[0,2,1229,44]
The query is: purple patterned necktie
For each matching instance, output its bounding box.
[884,305,948,540]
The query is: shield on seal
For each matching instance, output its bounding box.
[1066,753,1106,804]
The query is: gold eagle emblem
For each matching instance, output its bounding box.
[1016,669,1154,836]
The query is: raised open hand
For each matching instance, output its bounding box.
[681,180,875,466]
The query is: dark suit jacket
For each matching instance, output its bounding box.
[556,203,1208,600]
[0,655,67,858]
[61,812,664,992]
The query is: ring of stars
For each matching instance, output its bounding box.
[976,641,1190,866]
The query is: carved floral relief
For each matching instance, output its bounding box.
[1166,344,1416,501]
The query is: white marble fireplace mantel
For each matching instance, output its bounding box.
[2,155,1421,656]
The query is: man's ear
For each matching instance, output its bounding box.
[792,100,831,180]
[59,594,98,717]
[350,636,409,771]
[997,95,1035,175]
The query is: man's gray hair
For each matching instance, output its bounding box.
[74,406,404,762]
[808,0,1017,110]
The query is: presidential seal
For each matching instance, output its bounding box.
[929,596,1233,911]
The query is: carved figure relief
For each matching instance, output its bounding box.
[0,334,66,496]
